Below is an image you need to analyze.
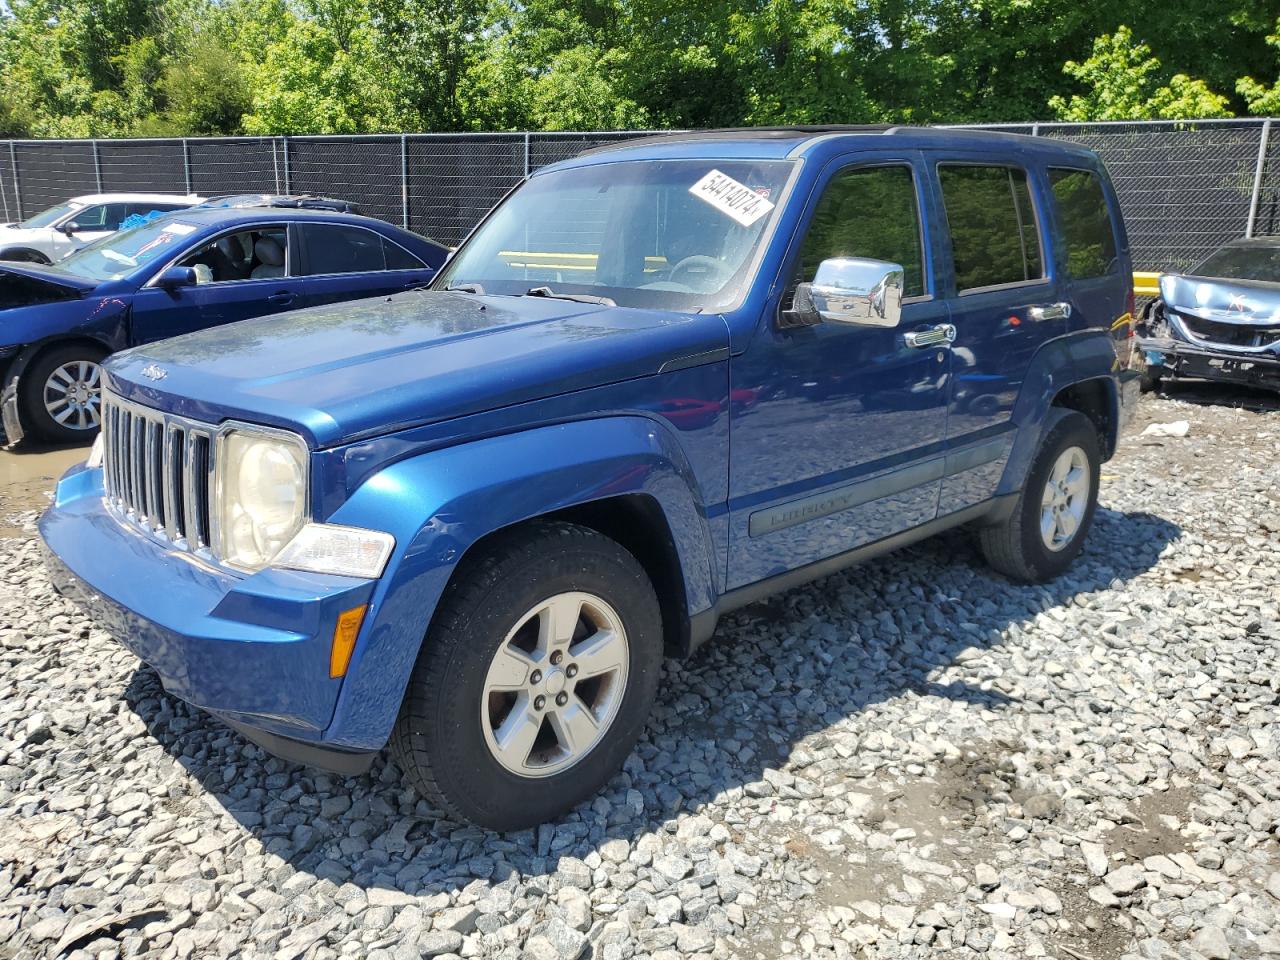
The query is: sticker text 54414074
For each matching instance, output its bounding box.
[689,170,776,227]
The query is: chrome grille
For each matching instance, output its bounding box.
[101,391,216,551]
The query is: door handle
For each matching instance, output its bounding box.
[903,323,957,349]
[1029,302,1072,322]
[267,292,295,305]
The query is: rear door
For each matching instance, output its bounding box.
[293,222,438,309]
[931,156,1066,511]
[1044,165,1130,345]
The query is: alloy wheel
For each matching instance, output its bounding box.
[480,591,629,778]
[1039,445,1090,552]
[43,360,102,432]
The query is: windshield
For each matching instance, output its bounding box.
[436,159,795,312]
[1190,244,1280,284]
[52,218,202,282]
[18,202,81,229]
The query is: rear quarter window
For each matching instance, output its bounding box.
[1049,168,1118,279]
[938,165,1044,293]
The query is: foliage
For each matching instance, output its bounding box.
[1,0,1277,137]
[1237,18,1280,115]
[1049,27,1232,121]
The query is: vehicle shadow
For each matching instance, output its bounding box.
[1152,379,1280,412]
[122,504,1180,897]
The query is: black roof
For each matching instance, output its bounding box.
[579,125,895,156]
[577,124,1056,158]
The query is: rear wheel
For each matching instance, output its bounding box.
[391,521,663,829]
[977,409,1100,583]
[20,344,108,443]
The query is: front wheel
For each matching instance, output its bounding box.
[391,521,663,830]
[977,409,1101,583]
[20,344,108,443]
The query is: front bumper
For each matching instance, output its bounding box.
[1138,336,1280,391]
[39,463,379,773]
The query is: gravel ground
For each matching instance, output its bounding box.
[2,386,1279,960]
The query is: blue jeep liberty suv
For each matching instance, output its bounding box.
[40,126,1139,829]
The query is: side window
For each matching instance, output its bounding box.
[794,165,926,298]
[177,228,287,283]
[938,165,1044,293]
[71,205,109,229]
[298,223,386,275]
[126,203,176,219]
[1048,168,1118,279]
[383,238,426,270]
[93,203,130,231]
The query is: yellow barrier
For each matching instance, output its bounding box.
[1133,271,1162,297]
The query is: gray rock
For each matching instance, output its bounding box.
[417,930,464,958]
[1104,864,1146,896]
[1190,927,1230,960]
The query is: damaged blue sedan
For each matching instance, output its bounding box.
[1,204,446,444]
[1137,238,1280,393]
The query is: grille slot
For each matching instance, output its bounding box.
[1176,312,1280,350]
[101,391,217,551]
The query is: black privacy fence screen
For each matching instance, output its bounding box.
[2,120,1277,273]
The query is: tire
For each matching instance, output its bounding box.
[20,343,108,443]
[391,521,663,830]
[978,409,1101,584]
[1139,366,1163,393]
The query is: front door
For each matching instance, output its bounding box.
[129,225,305,344]
[727,155,952,589]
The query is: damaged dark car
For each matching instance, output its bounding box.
[1,206,445,444]
[1137,238,1280,394]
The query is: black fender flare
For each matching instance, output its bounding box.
[0,247,52,264]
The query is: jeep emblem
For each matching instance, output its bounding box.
[141,363,168,381]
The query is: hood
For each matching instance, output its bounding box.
[0,260,97,294]
[0,263,97,317]
[1161,273,1280,326]
[105,291,730,447]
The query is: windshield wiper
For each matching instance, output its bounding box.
[445,282,485,294]
[524,286,616,307]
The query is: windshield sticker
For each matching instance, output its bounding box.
[163,223,198,236]
[689,170,776,227]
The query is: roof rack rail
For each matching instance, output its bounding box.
[198,194,364,215]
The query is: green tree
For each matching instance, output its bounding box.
[1237,17,1280,114]
[1049,26,1232,120]
[242,0,413,134]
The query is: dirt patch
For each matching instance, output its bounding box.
[1112,787,1197,861]
[1047,881,1135,960]
[0,441,90,537]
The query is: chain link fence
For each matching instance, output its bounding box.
[2,122,1277,272]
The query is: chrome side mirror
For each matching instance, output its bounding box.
[788,257,904,328]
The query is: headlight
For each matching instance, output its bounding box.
[216,428,308,571]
